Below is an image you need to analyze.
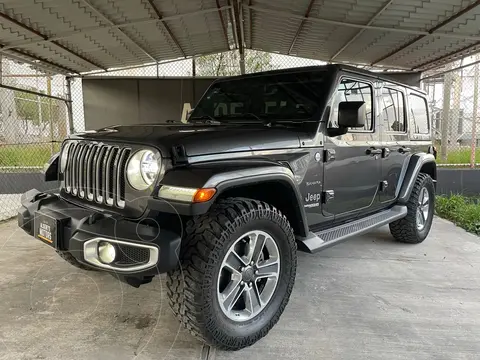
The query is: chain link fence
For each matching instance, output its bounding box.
[1,49,480,220]
[0,57,71,220]
[421,55,480,168]
[1,50,327,220]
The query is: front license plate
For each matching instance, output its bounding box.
[34,212,58,248]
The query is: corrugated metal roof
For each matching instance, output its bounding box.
[1,0,480,74]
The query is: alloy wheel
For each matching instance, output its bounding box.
[416,187,430,230]
[217,230,280,322]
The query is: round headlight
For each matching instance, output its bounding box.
[60,142,71,172]
[127,149,161,190]
[98,241,116,264]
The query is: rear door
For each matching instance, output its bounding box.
[378,83,410,204]
[322,77,382,220]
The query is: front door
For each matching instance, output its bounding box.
[322,77,382,220]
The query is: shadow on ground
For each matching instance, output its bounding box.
[1,217,479,360]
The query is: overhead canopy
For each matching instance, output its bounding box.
[1,0,480,75]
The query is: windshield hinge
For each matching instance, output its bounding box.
[171,145,188,165]
[323,149,336,162]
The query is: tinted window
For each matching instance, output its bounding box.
[329,78,373,131]
[409,94,429,134]
[191,71,328,121]
[381,87,405,132]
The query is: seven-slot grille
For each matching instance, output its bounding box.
[62,141,131,208]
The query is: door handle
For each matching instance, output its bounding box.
[366,147,382,156]
[398,147,411,154]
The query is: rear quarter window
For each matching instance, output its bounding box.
[409,94,429,134]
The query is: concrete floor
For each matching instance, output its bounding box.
[1,217,479,360]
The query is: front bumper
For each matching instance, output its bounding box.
[18,189,181,285]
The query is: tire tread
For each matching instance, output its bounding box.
[166,197,296,350]
[389,173,434,244]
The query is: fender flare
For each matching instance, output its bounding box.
[203,166,309,237]
[397,153,436,204]
[150,165,309,237]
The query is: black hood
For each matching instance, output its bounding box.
[70,124,302,157]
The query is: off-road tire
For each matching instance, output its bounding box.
[389,173,435,244]
[166,198,297,350]
[56,250,98,271]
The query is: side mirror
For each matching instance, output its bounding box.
[338,101,366,128]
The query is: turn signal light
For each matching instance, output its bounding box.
[193,188,216,203]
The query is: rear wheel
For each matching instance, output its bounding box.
[166,198,297,350]
[389,173,435,244]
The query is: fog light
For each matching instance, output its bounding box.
[98,241,116,264]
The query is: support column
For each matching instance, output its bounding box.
[65,77,74,135]
[47,76,54,155]
[441,70,452,162]
[471,57,479,168]
[239,49,245,75]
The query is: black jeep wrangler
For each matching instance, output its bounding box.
[18,65,436,350]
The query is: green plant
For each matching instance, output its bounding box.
[196,50,277,76]
[0,143,60,167]
[436,195,480,235]
[436,148,480,165]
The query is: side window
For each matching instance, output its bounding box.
[328,78,373,131]
[409,94,429,134]
[380,87,406,132]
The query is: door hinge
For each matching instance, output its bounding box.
[323,149,336,163]
[322,190,335,203]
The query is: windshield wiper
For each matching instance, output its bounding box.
[189,115,223,125]
[228,112,265,122]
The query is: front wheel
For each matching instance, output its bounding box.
[389,173,435,244]
[166,198,297,350]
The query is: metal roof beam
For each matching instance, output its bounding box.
[145,0,186,58]
[288,0,315,55]
[0,6,230,54]
[1,45,78,74]
[228,0,239,49]
[80,49,235,77]
[371,0,480,66]
[0,83,69,102]
[330,0,393,61]
[231,0,246,73]
[216,0,230,50]
[421,57,480,81]
[248,5,480,41]
[248,0,253,48]
[0,11,107,71]
[414,41,480,71]
[80,0,157,63]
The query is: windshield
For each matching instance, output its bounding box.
[191,70,329,122]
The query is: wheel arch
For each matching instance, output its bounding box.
[216,178,309,237]
[419,161,437,181]
[397,153,436,204]
[151,164,309,237]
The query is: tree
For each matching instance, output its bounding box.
[195,50,277,76]
[14,89,60,135]
[14,90,49,125]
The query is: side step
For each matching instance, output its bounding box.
[298,205,407,253]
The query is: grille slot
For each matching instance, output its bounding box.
[63,142,131,209]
